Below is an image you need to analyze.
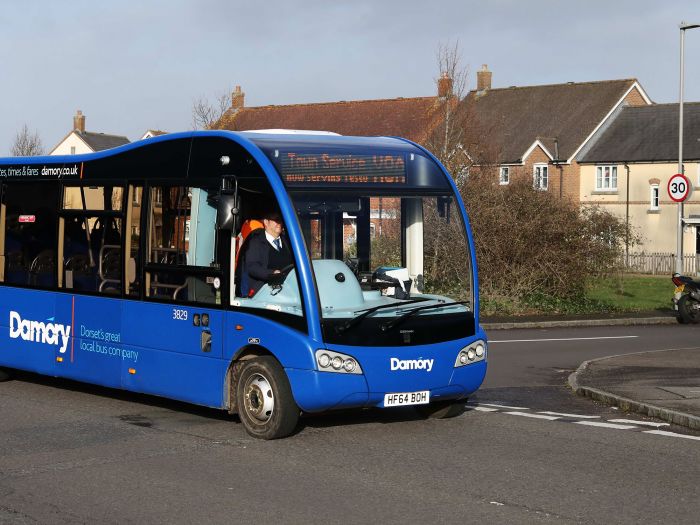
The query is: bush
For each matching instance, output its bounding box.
[458,174,633,313]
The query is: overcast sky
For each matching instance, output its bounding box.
[2,0,700,155]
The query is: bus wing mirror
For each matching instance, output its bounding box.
[216,193,238,231]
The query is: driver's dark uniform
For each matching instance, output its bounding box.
[238,229,293,297]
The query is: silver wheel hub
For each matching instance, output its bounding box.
[244,373,274,423]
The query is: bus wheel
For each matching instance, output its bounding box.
[0,367,13,382]
[235,356,299,439]
[416,399,466,419]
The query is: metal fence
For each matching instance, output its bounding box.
[626,252,700,275]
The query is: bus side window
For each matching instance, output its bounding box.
[2,182,60,288]
[61,186,124,295]
[146,185,222,305]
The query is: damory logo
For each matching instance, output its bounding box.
[390,357,434,372]
[9,311,71,354]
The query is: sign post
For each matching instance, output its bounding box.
[670,172,691,274]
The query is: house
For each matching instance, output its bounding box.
[577,103,700,258]
[141,130,167,140]
[50,110,130,155]
[215,83,450,143]
[459,66,652,199]
[216,70,652,203]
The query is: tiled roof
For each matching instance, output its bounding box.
[461,79,641,163]
[579,103,700,163]
[218,97,442,142]
[78,131,130,151]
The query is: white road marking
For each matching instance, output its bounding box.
[490,336,639,343]
[504,411,560,420]
[644,430,700,441]
[608,419,670,428]
[538,411,600,419]
[574,421,638,430]
[478,403,531,410]
[471,402,700,442]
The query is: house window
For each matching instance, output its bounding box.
[499,166,510,185]
[70,146,76,155]
[650,184,659,210]
[533,164,548,190]
[596,165,617,190]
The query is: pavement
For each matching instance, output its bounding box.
[568,348,700,430]
[482,309,678,330]
[484,309,700,430]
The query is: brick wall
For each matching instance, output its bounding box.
[487,146,582,201]
[623,86,648,106]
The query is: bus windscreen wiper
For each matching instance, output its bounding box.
[380,301,470,332]
[336,298,430,334]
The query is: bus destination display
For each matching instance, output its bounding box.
[279,152,406,185]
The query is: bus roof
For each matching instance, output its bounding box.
[0,130,430,166]
[0,131,454,193]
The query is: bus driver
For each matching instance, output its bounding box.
[239,210,294,297]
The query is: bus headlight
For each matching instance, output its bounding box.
[455,340,487,367]
[315,349,363,374]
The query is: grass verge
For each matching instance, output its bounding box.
[481,274,674,317]
[585,274,673,313]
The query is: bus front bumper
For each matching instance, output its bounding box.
[285,360,487,414]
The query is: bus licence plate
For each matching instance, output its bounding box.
[383,391,430,407]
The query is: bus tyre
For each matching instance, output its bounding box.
[416,399,466,419]
[678,295,700,324]
[235,356,299,440]
[0,367,12,382]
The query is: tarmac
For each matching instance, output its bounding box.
[484,310,700,431]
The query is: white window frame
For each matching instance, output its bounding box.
[596,165,618,190]
[650,184,660,210]
[533,164,548,191]
[499,166,510,185]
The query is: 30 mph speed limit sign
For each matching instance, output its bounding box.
[668,173,691,202]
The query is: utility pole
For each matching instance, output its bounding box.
[677,22,700,274]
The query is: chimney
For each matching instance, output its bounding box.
[232,85,245,110]
[476,64,492,92]
[73,110,85,133]
[437,72,453,98]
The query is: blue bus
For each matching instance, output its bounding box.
[0,131,486,439]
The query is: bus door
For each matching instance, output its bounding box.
[120,185,226,407]
[56,185,125,388]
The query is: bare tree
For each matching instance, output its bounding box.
[192,90,231,130]
[11,124,44,156]
[425,41,470,177]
